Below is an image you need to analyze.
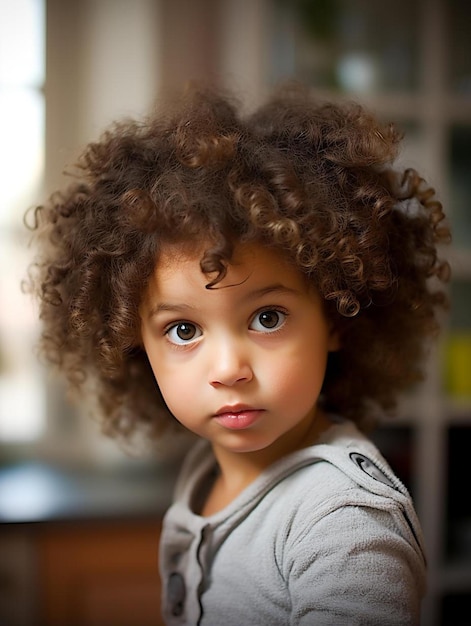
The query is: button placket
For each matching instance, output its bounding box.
[167,571,186,617]
[164,519,212,625]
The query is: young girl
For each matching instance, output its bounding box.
[27,83,450,625]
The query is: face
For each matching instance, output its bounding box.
[140,242,339,462]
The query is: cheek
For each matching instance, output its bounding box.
[266,336,330,402]
[148,358,199,418]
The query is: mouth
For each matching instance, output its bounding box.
[213,405,264,430]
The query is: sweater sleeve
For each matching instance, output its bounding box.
[282,501,426,626]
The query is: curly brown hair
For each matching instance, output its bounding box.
[25,83,450,439]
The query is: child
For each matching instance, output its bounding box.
[26,83,450,625]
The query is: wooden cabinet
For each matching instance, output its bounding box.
[0,520,165,626]
[36,521,163,626]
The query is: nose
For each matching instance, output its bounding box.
[208,338,253,388]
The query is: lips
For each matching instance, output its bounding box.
[213,405,264,430]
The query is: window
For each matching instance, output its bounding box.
[0,0,46,441]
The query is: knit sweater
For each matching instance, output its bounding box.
[160,418,426,625]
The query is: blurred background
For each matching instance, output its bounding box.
[0,0,470,624]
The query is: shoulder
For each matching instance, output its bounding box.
[273,417,408,500]
[303,416,408,496]
[267,418,424,551]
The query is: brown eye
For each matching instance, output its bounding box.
[167,322,202,345]
[176,323,196,340]
[259,311,280,329]
[250,309,287,333]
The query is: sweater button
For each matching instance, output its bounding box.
[350,452,396,488]
[168,572,186,617]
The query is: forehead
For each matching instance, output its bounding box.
[156,241,300,283]
[142,241,314,310]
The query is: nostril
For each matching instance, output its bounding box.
[209,366,253,387]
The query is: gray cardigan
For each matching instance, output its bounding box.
[160,418,426,626]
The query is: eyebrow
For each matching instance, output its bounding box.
[147,283,301,319]
[245,284,301,300]
[147,302,195,319]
